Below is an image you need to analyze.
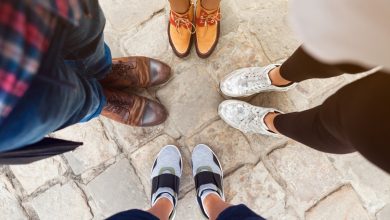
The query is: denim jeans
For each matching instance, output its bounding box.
[0,1,110,151]
[106,204,265,220]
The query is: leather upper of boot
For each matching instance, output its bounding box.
[102,88,168,127]
[101,56,171,89]
[195,1,221,55]
[169,4,195,55]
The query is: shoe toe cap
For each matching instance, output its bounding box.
[149,59,172,86]
[141,101,168,126]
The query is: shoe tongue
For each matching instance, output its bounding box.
[162,170,172,174]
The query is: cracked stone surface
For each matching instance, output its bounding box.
[224,163,298,220]
[0,175,28,219]
[0,0,388,219]
[85,159,148,218]
[29,182,92,220]
[9,156,67,195]
[266,143,343,216]
[305,186,370,220]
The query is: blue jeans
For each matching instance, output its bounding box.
[106,204,265,220]
[0,1,110,151]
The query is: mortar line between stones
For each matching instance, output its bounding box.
[98,119,124,155]
[249,31,272,63]
[304,184,350,215]
[126,133,177,198]
[260,150,298,213]
[136,8,165,30]
[74,181,95,219]
[3,167,34,219]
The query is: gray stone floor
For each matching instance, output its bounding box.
[1,0,390,219]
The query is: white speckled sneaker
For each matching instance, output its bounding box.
[220,64,296,97]
[218,100,281,137]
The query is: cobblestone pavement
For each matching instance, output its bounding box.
[1,1,390,220]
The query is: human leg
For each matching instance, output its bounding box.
[220,46,369,97]
[201,0,221,10]
[220,72,390,173]
[168,0,194,58]
[194,0,221,58]
[107,145,182,220]
[169,0,191,13]
[279,46,368,83]
[107,198,172,220]
[192,144,265,220]
[273,72,390,172]
[0,56,106,151]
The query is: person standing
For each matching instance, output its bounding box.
[107,144,265,220]
[0,0,171,151]
[167,0,221,58]
[218,0,390,174]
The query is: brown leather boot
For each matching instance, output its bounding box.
[101,88,168,127]
[100,56,172,89]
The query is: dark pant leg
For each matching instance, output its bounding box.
[274,72,390,173]
[106,209,159,220]
[216,204,265,220]
[280,46,368,82]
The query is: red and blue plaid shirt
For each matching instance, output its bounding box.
[0,0,82,126]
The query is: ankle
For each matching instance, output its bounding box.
[201,0,220,10]
[203,194,231,220]
[169,0,191,13]
[264,112,280,133]
[147,197,173,220]
[268,67,292,87]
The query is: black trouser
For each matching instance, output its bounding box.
[274,46,390,173]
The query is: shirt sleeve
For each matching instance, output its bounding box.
[0,0,57,125]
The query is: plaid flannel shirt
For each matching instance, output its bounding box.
[0,0,82,126]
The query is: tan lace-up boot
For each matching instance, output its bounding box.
[168,3,195,58]
[195,0,221,58]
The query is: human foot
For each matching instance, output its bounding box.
[102,88,168,127]
[100,56,171,89]
[218,100,281,136]
[191,144,225,219]
[220,64,295,97]
[150,145,183,220]
[195,0,221,58]
[168,3,195,58]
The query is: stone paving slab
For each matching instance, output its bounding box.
[29,182,92,220]
[130,135,194,196]
[51,119,118,175]
[85,159,148,219]
[265,143,343,217]
[100,117,164,154]
[175,191,205,220]
[2,0,388,219]
[185,120,259,174]
[157,67,223,137]
[0,175,28,220]
[224,163,298,220]
[9,156,67,195]
[305,186,370,220]
[99,0,165,32]
[329,153,390,215]
[377,204,390,220]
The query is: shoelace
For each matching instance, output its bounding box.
[238,107,263,132]
[240,69,269,92]
[198,8,221,36]
[171,10,196,35]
